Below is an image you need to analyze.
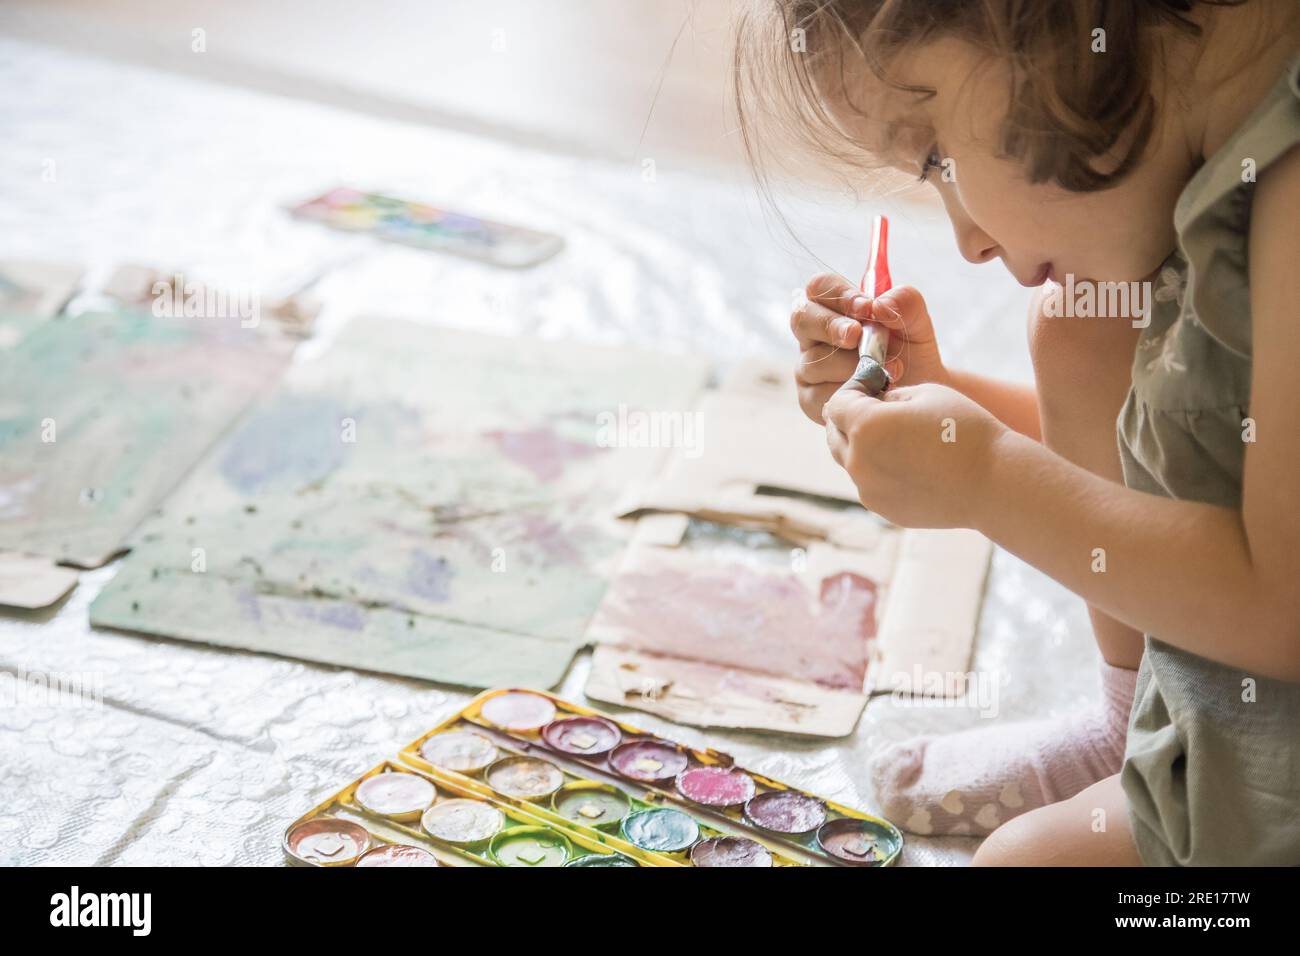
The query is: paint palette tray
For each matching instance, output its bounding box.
[284,759,647,868]
[398,689,904,867]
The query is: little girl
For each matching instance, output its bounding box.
[735,0,1300,864]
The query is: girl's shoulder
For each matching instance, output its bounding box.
[1173,54,1300,358]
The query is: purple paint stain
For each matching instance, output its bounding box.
[518,514,583,565]
[299,601,365,630]
[486,426,596,482]
[236,585,263,623]
[407,549,453,601]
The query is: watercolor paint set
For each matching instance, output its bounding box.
[284,759,642,867]
[287,687,902,868]
[288,187,565,268]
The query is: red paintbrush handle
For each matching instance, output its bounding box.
[860,215,891,298]
[871,216,891,297]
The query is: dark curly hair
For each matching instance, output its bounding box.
[733,0,1250,193]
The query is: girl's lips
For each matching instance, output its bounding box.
[1004,260,1055,287]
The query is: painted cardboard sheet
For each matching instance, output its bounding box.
[0,552,79,609]
[90,318,710,689]
[585,361,992,737]
[0,309,291,611]
[0,260,82,319]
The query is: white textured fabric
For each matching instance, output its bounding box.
[0,36,1103,866]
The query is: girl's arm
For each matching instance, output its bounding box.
[823,150,1300,680]
[977,148,1300,681]
[946,369,1041,440]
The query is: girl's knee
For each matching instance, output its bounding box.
[970,811,1043,866]
[972,777,1142,866]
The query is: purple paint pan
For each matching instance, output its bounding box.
[690,837,774,868]
[540,715,621,757]
[608,740,689,783]
[816,818,891,866]
[743,790,828,835]
[676,765,756,808]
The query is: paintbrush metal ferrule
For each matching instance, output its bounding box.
[857,318,888,364]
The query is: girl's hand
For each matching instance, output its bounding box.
[792,273,950,424]
[822,383,1006,529]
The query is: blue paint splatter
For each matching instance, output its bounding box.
[407,549,453,602]
[219,396,349,496]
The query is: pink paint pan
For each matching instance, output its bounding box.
[676,765,756,808]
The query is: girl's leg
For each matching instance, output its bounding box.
[871,295,1145,836]
[972,773,1142,866]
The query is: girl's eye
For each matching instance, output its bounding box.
[917,144,943,182]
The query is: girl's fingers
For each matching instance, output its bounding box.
[792,300,862,350]
[796,344,859,385]
[866,296,906,329]
[799,381,841,424]
[825,417,849,466]
[805,272,871,318]
[868,287,936,343]
[823,385,881,434]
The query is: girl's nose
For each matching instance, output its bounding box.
[955,223,1001,265]
[937,187,1001,265]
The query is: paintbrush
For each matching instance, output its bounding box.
[844,214,893,396]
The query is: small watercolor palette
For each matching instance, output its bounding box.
[396,689,904,867]
[283,759,650,868]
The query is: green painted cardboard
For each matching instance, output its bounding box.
[91,317,709,689]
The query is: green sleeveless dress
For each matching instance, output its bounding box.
[1117,54,1300,866]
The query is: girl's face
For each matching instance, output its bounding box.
[836,39,1189,285]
